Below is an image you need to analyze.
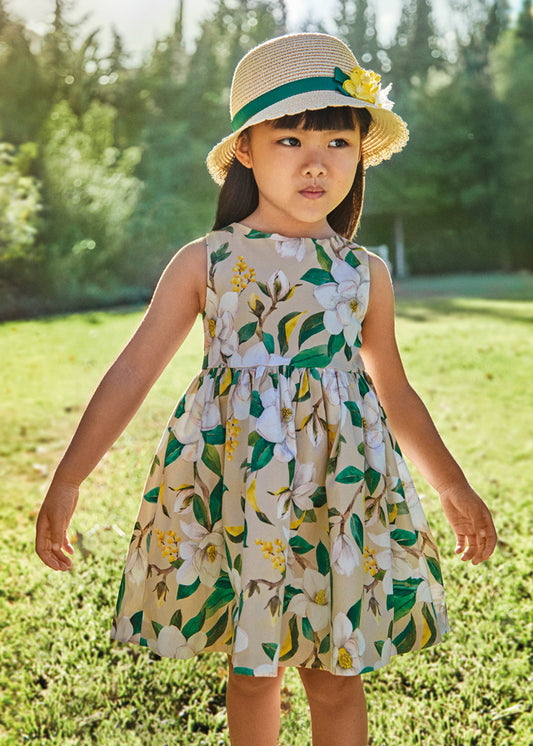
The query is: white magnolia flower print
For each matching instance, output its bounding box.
[314,258,370,345]
[124,546,147,585]
[290,461,318,512]
[231,372,252,420]
[394,458,429,531]
[205,289,240,365]
[361,391,385,470]
[234,626,249,653]
[176,523,225,587]
[256,383,297,462]
[113,615,134,643]
[230,341,291,369]
[172,385,220,462]
[149,625,207,659]
[266,269,292,302]
[272,235,306,262]
[331,531,360,575]
[172,484,195,514]
[332,612,366,675]
[288,568,330,631]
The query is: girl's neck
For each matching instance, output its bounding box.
[238,210,337,240]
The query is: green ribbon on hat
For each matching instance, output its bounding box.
[231,68,352,132]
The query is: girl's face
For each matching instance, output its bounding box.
[235,116,361,238]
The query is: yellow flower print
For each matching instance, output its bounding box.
[363,545,377,576]
[255,537,286,574]
[226,417,241,461]
[231,254,256,293]
[155,528,182,563]
[343,64,381,105]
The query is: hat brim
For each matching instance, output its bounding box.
[206,91,409,185]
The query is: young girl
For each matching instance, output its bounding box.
[36,33,497,746]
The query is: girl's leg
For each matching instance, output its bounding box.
[298,668,368,746]
[226,661,285,746]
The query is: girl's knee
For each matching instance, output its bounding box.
[299,668,364,706]
[228,666,285,697]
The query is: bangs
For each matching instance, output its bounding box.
[272,106,359,131]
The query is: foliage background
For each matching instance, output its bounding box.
[0,0,532,318]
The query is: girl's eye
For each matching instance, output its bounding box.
[330,138,349,148]
[279,137,301,147]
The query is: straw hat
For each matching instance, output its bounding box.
[206,32,409,185]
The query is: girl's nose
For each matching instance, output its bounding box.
[302,152,327,177]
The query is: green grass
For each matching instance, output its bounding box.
[1,273,532,745]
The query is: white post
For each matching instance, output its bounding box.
[394,215,407,279]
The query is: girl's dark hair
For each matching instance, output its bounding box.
[212,106,372,238]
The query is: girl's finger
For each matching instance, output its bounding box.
[455,534,467,554]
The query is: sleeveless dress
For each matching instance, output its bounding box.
[111,222,449,677]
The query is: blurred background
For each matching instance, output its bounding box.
[1,0,532,319]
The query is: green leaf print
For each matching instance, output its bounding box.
[263,332,275,354]
[238,321,258,344]
[390,528,419,547]
[245,229,272,239]
[344,250,360,269]
[302,617,315,642]
[233,667,255,676]
[335,465,364,484]
[301,267,333,286]
[316,540,331,576]
[165,434,184,466]
[327,332,345,358]
[115,572,126,614]
[312,239,333,270]
[279,615,300,662]
[358,376,371,398]
[282,585,304,613]
[177,577,201,600]
[234,554,243,574]
[152,620,163,637]
[143,487,159,503]
[129,611,142,635]
[175,400,186,419]
[251,436,275,471]
[319,634,330,654]
[182,607,207,639]
[203,425,226,445]
[347,599,362,630]
[278,311,306,356]
[310,486,327,507]
[203,586,235,619]
[345,401,363,428]
[149,454,160,477]
[421,603,438,648]
[343,343,353,361]
[350,514,365,555]
[298,312,325,346]
[202,443,222,477]
[262,642,279,661]
[426,557,443,584]
[393,615,417,655]
[388,578,424,623]
[250,390,264,418]
[365,468,382,495]
[211,242,231,264]
[170,609,182,629]
[291,345,332,368]
[209,479,224,525]
[206,608,229,647]
[290,536,314,555]
[192,495,209,528]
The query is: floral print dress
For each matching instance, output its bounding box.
[111,222,449,677]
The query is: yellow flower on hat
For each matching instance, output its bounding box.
[342,64,381,104]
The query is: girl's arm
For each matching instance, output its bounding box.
[35,239,207,571]
[360,254,497,565]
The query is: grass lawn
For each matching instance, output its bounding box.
[1,272,532,745]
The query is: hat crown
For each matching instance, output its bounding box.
[230,33,358,118]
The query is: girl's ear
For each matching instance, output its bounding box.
[235,131,253,169]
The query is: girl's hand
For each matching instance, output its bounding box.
[35,481,79,571]
[438,484,497,565]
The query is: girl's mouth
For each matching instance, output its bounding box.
[299,187,325,200]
